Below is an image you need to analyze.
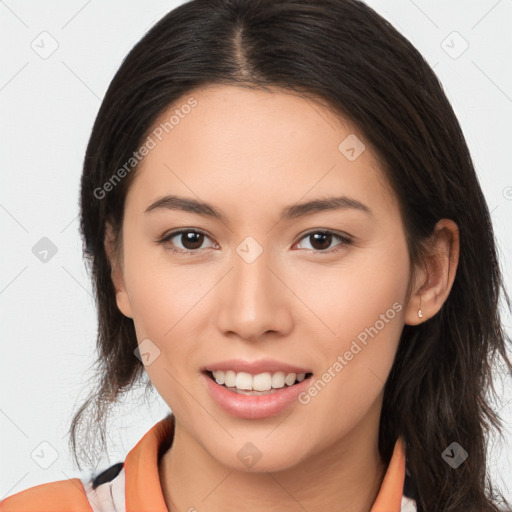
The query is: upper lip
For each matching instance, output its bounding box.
[203,359,312,375]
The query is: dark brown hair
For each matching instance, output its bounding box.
[71,0,512,510]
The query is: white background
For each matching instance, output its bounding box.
[1,0,511,502]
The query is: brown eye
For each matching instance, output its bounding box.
[296,230,352,253]
[308,232,333,251]
[178,231,205,250]
[159,229,217,254]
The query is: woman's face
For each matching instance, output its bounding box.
[112,84,415,471]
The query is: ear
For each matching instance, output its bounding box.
[404,219,460,325]
[104,222,133,319]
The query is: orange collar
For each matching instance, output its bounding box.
[124,414,406,512]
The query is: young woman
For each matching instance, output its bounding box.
[2,0,511,511]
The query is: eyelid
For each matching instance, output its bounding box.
[296,228,353,243]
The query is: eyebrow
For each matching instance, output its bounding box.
[144,194,373,221]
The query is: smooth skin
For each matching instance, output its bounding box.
[105,85,459,512]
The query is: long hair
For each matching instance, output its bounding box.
[71,1,512,510]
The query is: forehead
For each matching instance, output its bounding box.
[126,84,397,219]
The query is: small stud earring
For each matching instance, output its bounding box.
[418,296,423,318]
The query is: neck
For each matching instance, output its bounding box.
[159,408,387,512]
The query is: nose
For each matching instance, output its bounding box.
[215,247,294,342]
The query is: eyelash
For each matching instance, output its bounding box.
[157,228,353,256]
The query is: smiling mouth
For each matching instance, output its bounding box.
[203,370,313,395]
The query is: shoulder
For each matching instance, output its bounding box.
[0,478,92,512]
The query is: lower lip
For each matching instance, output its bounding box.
[203,372,312,420]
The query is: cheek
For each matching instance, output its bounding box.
[120,234,217,404]
[297,238,409,346]
[297,238,409,403]
[120,239,204,409]
[121,234,202,339]
[123,264,174,341]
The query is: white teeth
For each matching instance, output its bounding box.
[235,372,253,390]
[271,371,285,388]
[210,370,308,390]
[253,372,272,391]
[212,370,225,385]
[284,373,297,386]
[224,370,236,388]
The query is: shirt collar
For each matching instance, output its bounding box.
[124,414,406,512]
